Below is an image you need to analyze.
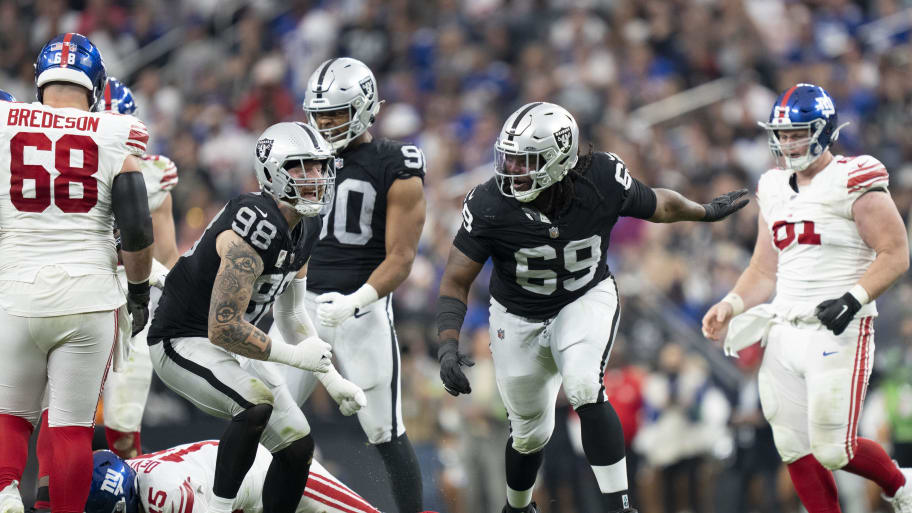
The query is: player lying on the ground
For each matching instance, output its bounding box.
[435,101,749,513]
[86,442,380,513]
[703,83,912,513]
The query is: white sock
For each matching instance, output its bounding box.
[208,493,235,513]
[591,457,628,492]
[506,485,533,508]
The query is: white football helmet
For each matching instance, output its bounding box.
[254,122,335,217]
[302,57,380,151]
[494,102,579,202]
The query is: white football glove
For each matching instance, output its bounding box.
[315,284,379,327]
[318,368,367,416]
[267,336,332,373]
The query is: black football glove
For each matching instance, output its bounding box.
[438,339,474,396]
[127,280,151,337]
[702,188,750,221]
[815,292,862,336]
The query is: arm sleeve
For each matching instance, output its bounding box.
[619,177,657,219]
[112,172,153,251]
[272,277,317,343]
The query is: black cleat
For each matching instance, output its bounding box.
[501,501,538,513]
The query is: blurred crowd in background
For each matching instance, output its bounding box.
[5,0,912,511]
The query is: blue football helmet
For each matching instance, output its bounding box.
[757,83,849,171]
[86,450,139,513]
[0,89,15,102]
[34,32,107,107]
[97,77,136,114]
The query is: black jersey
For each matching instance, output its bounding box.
[307,138,425,294]
[453,152,656,320]
[148,192,322,342]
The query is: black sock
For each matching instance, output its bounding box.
[505,438,544,493]
[263,434,314,513]
[576,402,626,465]
[375,433,423,513]
[213,404,272,498]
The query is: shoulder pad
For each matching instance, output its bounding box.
[839,155,889,195]
[118,114,149,157]
[378,138,426,180]
[228,194,285,255]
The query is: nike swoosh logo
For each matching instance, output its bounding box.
[838,305,848,318]
[823,351,838,357]
[254,206,268,217]
[353,309,370,319]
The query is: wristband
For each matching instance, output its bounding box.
[266,341,296,366]
[722,292,745,316]
[436,296,467,334]
[848,284,871,306]
[351,283,379,308]
[127,280,150,293]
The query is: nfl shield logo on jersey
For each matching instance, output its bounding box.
[553,127,572,153]
[256,138,273,163]
[497,328,505,340]
[334,157,344,169]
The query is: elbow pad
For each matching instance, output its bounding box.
[112,172,154,251]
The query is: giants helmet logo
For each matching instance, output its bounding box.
[553,127,572,153]
[256,138,273,164]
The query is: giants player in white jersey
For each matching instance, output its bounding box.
[703,84,912,512]
[31,76,181,513]
[0,33,154,513]
[85,443,381,513]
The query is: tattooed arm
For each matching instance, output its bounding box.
[207,230,273,359]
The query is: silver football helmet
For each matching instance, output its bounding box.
[254,122,335,217]
[302,57,380,151]
[494,102,579,202]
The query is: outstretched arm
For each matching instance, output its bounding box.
[649,188,749,223]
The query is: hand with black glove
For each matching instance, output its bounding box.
[702,189,750,221]
[127,281,151,337]
[438,338,474,396]
[815,292,862,335]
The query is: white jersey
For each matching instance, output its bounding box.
[127,441,380,513]
[0,101,149,316]
[757,154,888,318]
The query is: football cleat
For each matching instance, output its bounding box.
[501,501,538,513]
[0,480,24,513]
[884,467,912,513]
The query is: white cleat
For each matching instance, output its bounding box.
[0,480,23,513]
[885,468,912,513]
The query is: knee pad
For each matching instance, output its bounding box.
[512,432,551,455]
[273,433,314,466]
[235,403,273,431]
[812,441,849,470]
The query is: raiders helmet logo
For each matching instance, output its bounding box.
[256,138,274,164]
[359,77,375,98]
[553,127,572,153]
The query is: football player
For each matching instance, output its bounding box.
[703,84,912,512]
[85,444,381,513]
[0,33,154,513]
[146,122,365,513]
[0,90,15,102]
[283,56,426,512]
[436,102,749,513]
[30,76,181,513]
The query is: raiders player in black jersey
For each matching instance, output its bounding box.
[436,102,749,513]
[279,57,426,513]
[147,122,366,513]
